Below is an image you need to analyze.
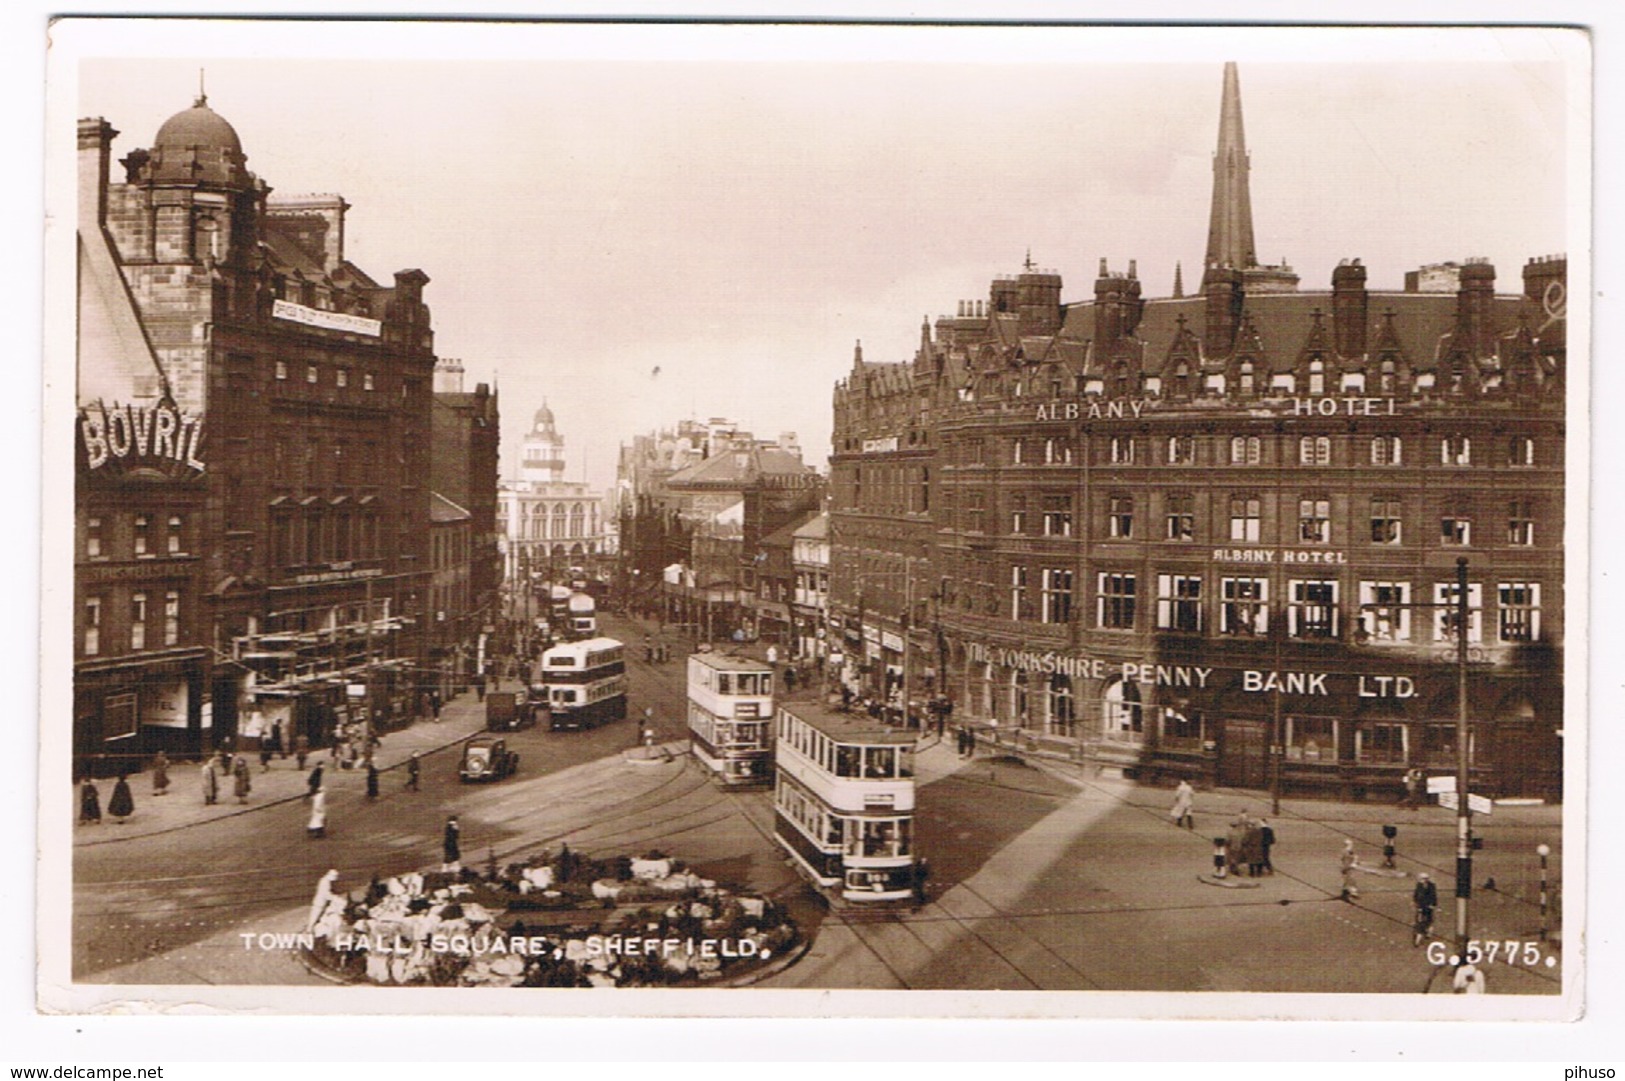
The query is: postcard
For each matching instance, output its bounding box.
[39,18,1589,1020]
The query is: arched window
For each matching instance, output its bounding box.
[1171,361,1191,398]
[1379,358,1398,393]
[1308,358,1326,395]
[1047,674,1076,737]
[1103,679,1143,742]
[569,505,585,538]
[551,505,567,539]
[1238,361,1255,396]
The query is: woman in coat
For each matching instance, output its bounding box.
[202,759,219,805]
[443,815,461,871]
[233,757,252,804]
[307,787,328,838]
[151,751,170,796]
[107,774,134,823]
[78,778,101,825]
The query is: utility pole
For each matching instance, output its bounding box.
[1453,555,1473,964]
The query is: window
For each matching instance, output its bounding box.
[1165,493,1194,541]
[1041,495,1073,537]
[1498,582,1541,642]
[275,360,288,380]
[1370,435,1402,465]
[1357,723,1407,764]
[129,592,147,651]
[1238,362,1256,396]
[1109,436,1135,464]
[1441,434,1472,466]
[1010,566,1028,621]
[964,490,986,533]
[307,364,319,384]
[364,372,375,392]
[1288,579,1339,638]
[1378,358,1398,394]
[84,597,100,656]
[1166,435,1194,464]
[1358,581,1412,642]
[1096,572,1136,629]
[1108,494,1134,539]
[1298,498,1330,543]
[1161,707,1204,748]
[1509,435,1535,466]
[1009,494,1026,535]
[1507,500,1535,546]
[133,514,150,556]
[86,517,102,559]
[1103,680,1143,741]
[1286,716,1337,762]
[1220,577,1269,636]
[1041,568,1073,624]
[1299,435,1331,465]
[1043,438,1071,465]
[1416,724,1463,766]
[1441,507,1472,547]
[1156,574,1203,632]
[1307,359,1327,395]
[1432,581,1484,644]
[1229,496,1261,542]
[1047,675,1076,737]
[1370,497,1403,545]
[167,515,184,554]
[1230,436,1261,464]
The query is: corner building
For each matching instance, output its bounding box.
[79,96,440,752]
[829,64,1566,800]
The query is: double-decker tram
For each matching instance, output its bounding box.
[537,636,627,730]
[686,651,775,785]
[773,701,918,903]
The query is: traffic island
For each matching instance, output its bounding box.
[299,848,800,988]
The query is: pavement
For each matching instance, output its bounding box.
[72,683,510,847]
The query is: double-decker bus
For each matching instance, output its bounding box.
[565,591,597,639]
[773,701,918,903]
[536,636,627,730]
[686,651,774,785]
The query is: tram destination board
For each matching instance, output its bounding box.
[39,18,1587,1025]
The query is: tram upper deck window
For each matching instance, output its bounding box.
[835,745,862,777]
[717,673,734,694]
[864,746,897,778]
[897,746,914,777]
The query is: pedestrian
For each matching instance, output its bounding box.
[366,761,379,800]
[912,856,930,905]
[151,751,170,797]
[201,758,219,806]
[965,726,977,758]
[1340,838,1361,901]
[259,742,274,772]
[294,733,310,771]
[643,638,653,664]
[1226,814,1250,877]
[307,762,324,800]
[785,666,797,693]
[406,751,420,792]
[474,673,486,702]
[1243,814,1266,877]
[233,756,252,804]
[1403,767,1424,809]
[271,720,285,759]
[429,690,442,723]
[78,777,101,825]
[1170,779,1195,829]
[108,774,134,824]
[307,787,327,839]
[1412,871,1439,946]
[767,644,778,666]
[443,814,461,871]
[1258,816,1276,873]
[1452,961,1486,994]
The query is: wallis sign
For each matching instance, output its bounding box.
[79,399,205,475]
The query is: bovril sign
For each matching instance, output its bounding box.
[79,399,205,475]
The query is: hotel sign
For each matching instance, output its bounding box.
[79,399,205,474]
[273,299,382,337]
[1211,548,1348,565]
[861,436,899,453]
[1032,396,1399,422]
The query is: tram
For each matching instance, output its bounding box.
[536,636,627,730]
[565,591,597,640]
[686,651,774,786]
[772,701,918,903]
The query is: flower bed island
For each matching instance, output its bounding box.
[303,848,800,988]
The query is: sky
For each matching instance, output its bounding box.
[63,23,1576,495]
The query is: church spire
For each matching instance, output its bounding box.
[1203,62,1258,275]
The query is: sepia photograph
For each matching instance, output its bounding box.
[37,17,1589,1023]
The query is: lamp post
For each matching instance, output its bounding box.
[1452,556,1472,965]
[1536,842,1551,941]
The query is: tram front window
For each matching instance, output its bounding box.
[864,746,896,778]
[717,674,734,694]
[734,721,766,748]
[835,745,862,778]
[847,818,910,858]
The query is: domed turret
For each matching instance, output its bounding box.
[154,96,243,156]
[533,400,556,432]
[142,94,251,189]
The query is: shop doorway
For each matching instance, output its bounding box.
[1218,717,1268,789]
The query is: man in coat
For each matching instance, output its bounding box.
[78,778,101,825]
[307,762,324,800]
[201,759,219,806]
[151,751,171,796]
[406,751,421,792]
[1412,871,1439,945]
[443,815,461,871]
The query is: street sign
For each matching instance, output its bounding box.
[1427,775,1457,794]
[1436,791,1493,815]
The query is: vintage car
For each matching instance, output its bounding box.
[458,736,519,782]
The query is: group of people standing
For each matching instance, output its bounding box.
[201,749,255,806]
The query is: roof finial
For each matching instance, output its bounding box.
[196,68,207,108]
[1024,248,1034,271]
